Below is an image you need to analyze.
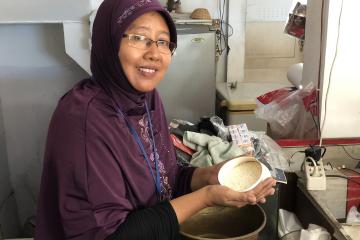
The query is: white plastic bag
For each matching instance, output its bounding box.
[346,206,360,224]
[278,209,331,240]
[255,83,318,139]
[300,224,331,240]
[278,209,303,237]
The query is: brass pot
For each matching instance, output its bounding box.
[180,205,266,240]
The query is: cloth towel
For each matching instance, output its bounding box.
[183,131,247,167]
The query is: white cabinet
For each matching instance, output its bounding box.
[216,82,290,131]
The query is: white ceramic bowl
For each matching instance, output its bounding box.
[218,156,271,192]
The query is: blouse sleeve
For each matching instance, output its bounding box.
[173,165,196,197]
[106,201,180,240]
[51,102,134,239]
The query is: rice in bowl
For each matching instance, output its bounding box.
[223,161,262,192]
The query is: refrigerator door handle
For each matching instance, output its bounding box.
[191,37,205,44]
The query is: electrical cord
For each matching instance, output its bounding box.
[217,22,233,54]
[218,0,222,22]
[340,145,360,161]
[221,0,225,23]
[316,0,324,141]
[216,0,233,55]
[279,229,302,240]
[288,150,305,167]
[326,162,334,170]
[305,156,319,176]
[217,0,225,54]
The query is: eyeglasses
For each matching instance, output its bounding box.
[122,34,177,55]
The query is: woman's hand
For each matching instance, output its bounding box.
[173,172,276,224]
[246,177,277,203]
[204,177,276,208]
[207,161,227,185]
[191,160,277,203]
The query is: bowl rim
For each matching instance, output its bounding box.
[218,156,267,192]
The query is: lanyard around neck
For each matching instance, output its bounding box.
[117,101,162,200]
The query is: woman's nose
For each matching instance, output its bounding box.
[145,43,161,60]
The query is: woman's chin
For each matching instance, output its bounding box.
[134,85,157,93]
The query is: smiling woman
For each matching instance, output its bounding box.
[34,0,276,239]
[118,11,173,92]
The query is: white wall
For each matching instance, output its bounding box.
[247,0,293,22]
[0,24,89,233]
[303,0,360,139]
[0,99,20,238]
[227,0,298,84]
[302,0,322,87]
[227,0,247,84]
[0,0,91,23]
[319,0,360,138]
[230,0,302,84]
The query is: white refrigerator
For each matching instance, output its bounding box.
[157,24,216,124]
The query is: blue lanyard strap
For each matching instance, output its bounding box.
[117,102,162,200]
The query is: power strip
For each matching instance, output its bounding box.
[304,158,326,190]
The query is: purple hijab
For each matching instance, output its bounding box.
[35,0,194,239]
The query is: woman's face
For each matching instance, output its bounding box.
[119,12,172,92]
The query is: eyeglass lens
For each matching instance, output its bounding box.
[125,34,176,54]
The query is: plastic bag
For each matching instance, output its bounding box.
[278,209,303,238]
[278,209,331,240]
[300,224,331,240]
[284,2,307,40]
[251,132,289,183]
[255,83,318,139]
[346,205,360,224]
[210,116,229,141]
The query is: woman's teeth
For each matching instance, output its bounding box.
[139,68,155,73]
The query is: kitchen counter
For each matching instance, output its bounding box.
[296,172,360,240]
[216,81,290,111]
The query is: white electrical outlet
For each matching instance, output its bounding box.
[305,158,326,190]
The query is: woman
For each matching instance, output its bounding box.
[35,0,276,239]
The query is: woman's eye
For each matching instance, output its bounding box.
[132,35,143,41]
[157,40,170,47]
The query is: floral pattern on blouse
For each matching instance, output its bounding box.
[139,114,172,200]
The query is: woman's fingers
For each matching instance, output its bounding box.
[248,177,276,201]
[256,188,276,203]
[207,178,276,208]
[216,186,258,207]
[225,178,276,206]
[251,178,273,194]
[225,187,256,203]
